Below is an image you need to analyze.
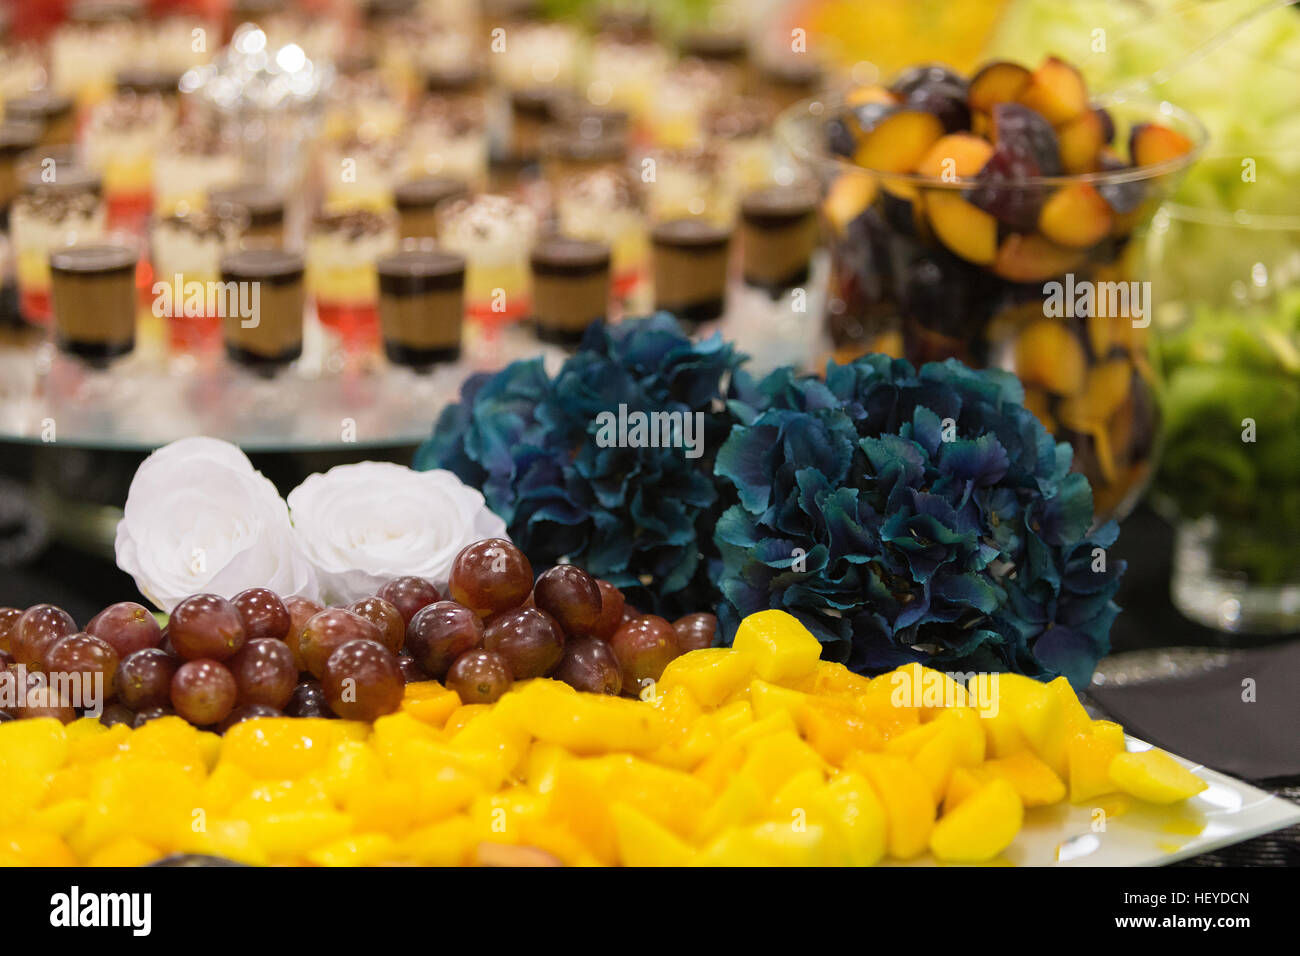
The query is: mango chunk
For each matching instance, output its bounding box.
[846,753,935,859]
[984,751,1065,807]
[611,803,695,867]
[659,648,754,707]
[1068,731,1123,803]
[930,779,1023,862]
[1109,749,1208,804]
[731,610,823,684]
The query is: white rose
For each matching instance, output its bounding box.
[114,437,320,612]
[287,462,507,604]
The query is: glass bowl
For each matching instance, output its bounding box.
[1146,153,1300,633]
[779,93,1206,521]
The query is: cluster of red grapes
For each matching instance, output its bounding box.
[0,538,717,731]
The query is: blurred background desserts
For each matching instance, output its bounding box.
[0,0,1295,643]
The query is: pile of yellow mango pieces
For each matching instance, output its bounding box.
[0,610,1207,867]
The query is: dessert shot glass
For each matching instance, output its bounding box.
[219,247,306,375]
[376,247,467,370]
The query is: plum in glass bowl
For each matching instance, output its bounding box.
[778,57,1206,521]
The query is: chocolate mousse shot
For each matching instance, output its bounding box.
[651,218,731,327]
[209,184,286,247]
[49,244,138,365]
[393,176,468,241]
[219,249,305,374]
[530,237,611,345]
[376,249,466,369]
[739,185,818,297]
[4,90,77,148]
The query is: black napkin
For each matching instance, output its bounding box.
[1088,641,1300,781]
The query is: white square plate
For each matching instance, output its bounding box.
[899,737,1300,866]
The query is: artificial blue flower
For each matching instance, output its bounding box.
[713,355,1124,689]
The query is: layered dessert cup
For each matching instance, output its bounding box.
[644,146,729,226]
[406,96,489,191]
[530,236,612,346]
[705,97,776,200]
[436,194,538,325]
[553,166,648,301]
[376,248,467,369]
[50,0,141,107]
[739,184,819,296]
[49,241,139,365]
[0,120,40,222]
[648,58,738,149]
[153,124,243,217]
[150,208,247,353]
[306,207,399,349]
[82,91,175,229]
[651,217,732,328]
[393,175,469,242]
[539,129,627,192]
[3,90,77,149]
[220,247,306,374]
[322,70,406,145]
[319,135,404,213]
[779,59,1206,519]
[208,183,286,248]
[584,33,669,130]
[490,21,580,93]
[10,167,107,325]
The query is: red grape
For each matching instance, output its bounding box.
[227,638,297,710]
[445,649,514,704]
[116,648,180,711]
[231,588,291,642]
[283,595,325,669]
[42,633,119,705]
[449,538,533,618]
[169,594,247,661]
[297,608,382,679]
[11,604,77,667]
[396,654,430,683]
[285,679,331,718]
[609,615,681,692]
[620,603,641,624]
[86,601,162,658]
[321,639,404,721]
[532,565,601,636]
[590,581,626,640]
[170,659,238,726]
[348,597,406,654]
[0,606,23,651]
[552,636,623,695]
[15,669,76,722]
[99,703,135,727]
[672,612,718,652]
[217,703,281,733]
[482,607,565,679]
[377,576,442,626]
[405,601,484,679]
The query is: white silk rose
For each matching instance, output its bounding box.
[287,462,507,604]
[114,437,320,611]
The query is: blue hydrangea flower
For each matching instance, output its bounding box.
[713,355,1124,689]
[415,314,754,617]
